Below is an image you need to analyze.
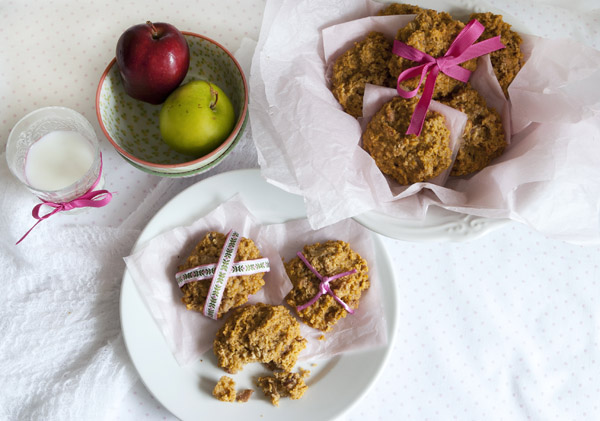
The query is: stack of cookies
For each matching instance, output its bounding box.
[331,4,524,184]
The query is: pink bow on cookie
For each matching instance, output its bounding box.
[393,19,505,136]
[295,251,357,314]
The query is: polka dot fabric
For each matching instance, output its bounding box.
[368,225,600,421]
[2,0,599,420]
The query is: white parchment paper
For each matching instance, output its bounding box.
[249,0,600,243]
[124,196,386,366]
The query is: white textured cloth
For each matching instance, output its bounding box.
[0,155,139,421]
[0,134,258,421]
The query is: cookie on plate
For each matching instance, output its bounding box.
[388,9,477,99]
[213,303,307,374]
[362,96,452,184]
[177,231,265,319]
[285,240,369,332]
[331,31,395,118]
[469,12,524,97]
[440,84,506,176]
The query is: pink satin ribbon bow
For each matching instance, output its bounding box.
[16,154,113,245]
[393,19,505,136]
[295,251,357,314]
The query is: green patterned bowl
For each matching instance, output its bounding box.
[95,32,248,176]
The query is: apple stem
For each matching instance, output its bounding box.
[209,83,219,111]
[146,21,159,39]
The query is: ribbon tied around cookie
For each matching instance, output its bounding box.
[295,251,357,314]
[393,19,505,136]
[175,229,271,320]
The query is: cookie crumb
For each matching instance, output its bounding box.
[213,376,237,402]
[236,389,254,403]
[256,370,310,406]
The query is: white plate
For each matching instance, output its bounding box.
[120,168,399,421]
[354,207,510,242]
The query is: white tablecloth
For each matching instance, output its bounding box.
[1,1,599,420]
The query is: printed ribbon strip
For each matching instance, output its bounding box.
[295,251,357,314]
[175,258,271,288]
[202,230,242,320]
[16,153,113,245]
[392,19,506,136]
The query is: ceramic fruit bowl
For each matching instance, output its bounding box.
[96,32,248,176]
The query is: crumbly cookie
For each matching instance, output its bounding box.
[469,12,523,97]
[213,303,307,374]
[331,31,395,118]
[212,376,237,402]
[388,9,477,99]
[177,231,265,319]
[212,376,254,403]
[285,240,369,332]
[377,3,426,16]
[257,369,310,407]
[440,84,506,176]
[362,96,452,184]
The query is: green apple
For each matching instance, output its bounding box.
[159,80,236,156]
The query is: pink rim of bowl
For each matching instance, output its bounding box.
[95,31,248,172]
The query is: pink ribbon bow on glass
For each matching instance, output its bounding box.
[295,251,357,314]
[16,154,113,245]
[393,19,506,136]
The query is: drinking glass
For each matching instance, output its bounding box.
[6,106,102,204]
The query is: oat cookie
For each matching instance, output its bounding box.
[331,31,395,118]
[177,231,265,319]
[213,303,307,374]
[469,12,523,97]
[440,84,506,176]
[362,96,452,184]
[257,369,310,407]
[388,9,477,99]
[285,240,369,332]
[377,3,426,16]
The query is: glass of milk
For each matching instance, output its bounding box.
[6,106,103,204]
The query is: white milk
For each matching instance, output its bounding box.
[25,130,95,191]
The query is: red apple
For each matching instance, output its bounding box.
[116,21,190,104]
